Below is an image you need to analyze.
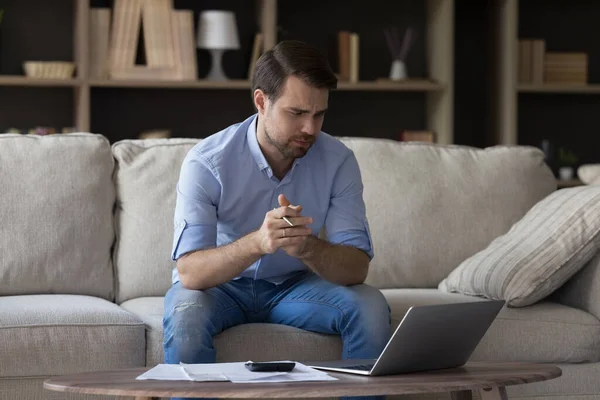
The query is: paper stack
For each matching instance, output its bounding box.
[136,361,337,383]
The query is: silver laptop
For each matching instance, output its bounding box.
[308,300,505,376]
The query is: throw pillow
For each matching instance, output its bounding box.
[578,164,600,185]
[438,185,600,307]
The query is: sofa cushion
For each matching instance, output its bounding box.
[0,295,146,377]
[383,288,600,363]
[112,138,200,303]
[438,185,600,307]
[337,139,557,289]
[0,133,115,300]
[122,288,600,367]
[120,297,342,367]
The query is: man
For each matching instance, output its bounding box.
[164,40,391,400]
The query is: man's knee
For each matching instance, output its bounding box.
[163,291,218,345]
[346,284,391,325]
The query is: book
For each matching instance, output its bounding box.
[248,33,264,80]
[544,52,587,84]
[399,130,435,143]
[172,10,197,80]
[337,31,351,81]
[349,33,359,83]
[90,8,111,79]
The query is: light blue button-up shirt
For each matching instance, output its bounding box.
[171,113,373,284]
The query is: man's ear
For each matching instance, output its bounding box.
[253,89,268,115]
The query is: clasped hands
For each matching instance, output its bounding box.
[256,194,313,258]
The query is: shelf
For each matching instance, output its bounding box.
[0,75,81,87]
[89,79,251,90]
[519,84,600,94]
[557,178,584,189]
[88,79,443,92]
[337,80,444,92]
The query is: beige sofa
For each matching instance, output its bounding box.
[1,132,599,400]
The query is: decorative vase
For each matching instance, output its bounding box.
[559,166,574,181]
[390,59,407,81]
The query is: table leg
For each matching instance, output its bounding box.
[451,390,473,400]
[479,386,508,400]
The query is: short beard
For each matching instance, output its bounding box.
[264,125,297,160]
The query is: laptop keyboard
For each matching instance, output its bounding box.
[344,364,374,371]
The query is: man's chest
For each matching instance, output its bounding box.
[216,169,330,236]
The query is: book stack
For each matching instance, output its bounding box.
[518,39,545,84]
[337,31,359,83]
[97,0,197,81]
[544,52,588,84]
[518,38,588,85]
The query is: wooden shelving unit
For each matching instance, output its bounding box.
[0,0,455,143]
[490,0,600,144]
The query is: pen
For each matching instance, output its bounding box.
[282,216,294,227]
[274,207,295,227]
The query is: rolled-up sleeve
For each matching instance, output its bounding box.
[325,152,374,260]
[171,151,221,261]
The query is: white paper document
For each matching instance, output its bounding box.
[136,361,337,383]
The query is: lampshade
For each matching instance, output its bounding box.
[196,10,240,50]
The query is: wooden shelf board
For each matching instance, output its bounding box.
[557,178,584,189]
[0,75,80,87]
[519,84,600,94]
[338,79,443,92]
[89,79,252,89]
[88,79,443,92]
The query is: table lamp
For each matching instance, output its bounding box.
[196,10,240,81]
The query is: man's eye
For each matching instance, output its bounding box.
[290,111,302,116]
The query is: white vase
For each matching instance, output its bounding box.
[559,166,574,181]
[390,60,407,81]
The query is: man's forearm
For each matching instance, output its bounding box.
[299,236,370,286]
[176,232,262,290]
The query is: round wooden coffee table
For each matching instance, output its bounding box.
[43,361,561,400]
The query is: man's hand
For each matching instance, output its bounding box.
[277,194,313,258]
[255,194,313,255]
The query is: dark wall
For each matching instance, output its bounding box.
[0,0,74,131]
[453,0,491,148]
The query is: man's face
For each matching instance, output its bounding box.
[262,75,329,160]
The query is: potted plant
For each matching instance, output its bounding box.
[558,147,579,181]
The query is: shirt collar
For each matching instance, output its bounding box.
[246,114,272,174]
[246,113,307,179]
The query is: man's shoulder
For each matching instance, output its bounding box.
[314,131,354,160]
[188,118,250,165]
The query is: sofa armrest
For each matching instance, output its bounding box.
[551,251,600,320]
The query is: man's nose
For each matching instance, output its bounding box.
[301,118,320,135]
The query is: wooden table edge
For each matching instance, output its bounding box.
[42,363,563,399]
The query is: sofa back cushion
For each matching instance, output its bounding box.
[113,136,557,300]
[0,133,115,300]
[338,138,557,289]
[112,139,200,303]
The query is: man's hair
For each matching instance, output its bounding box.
[251,40,337,104]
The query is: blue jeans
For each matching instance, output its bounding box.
[163,270,391,400]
